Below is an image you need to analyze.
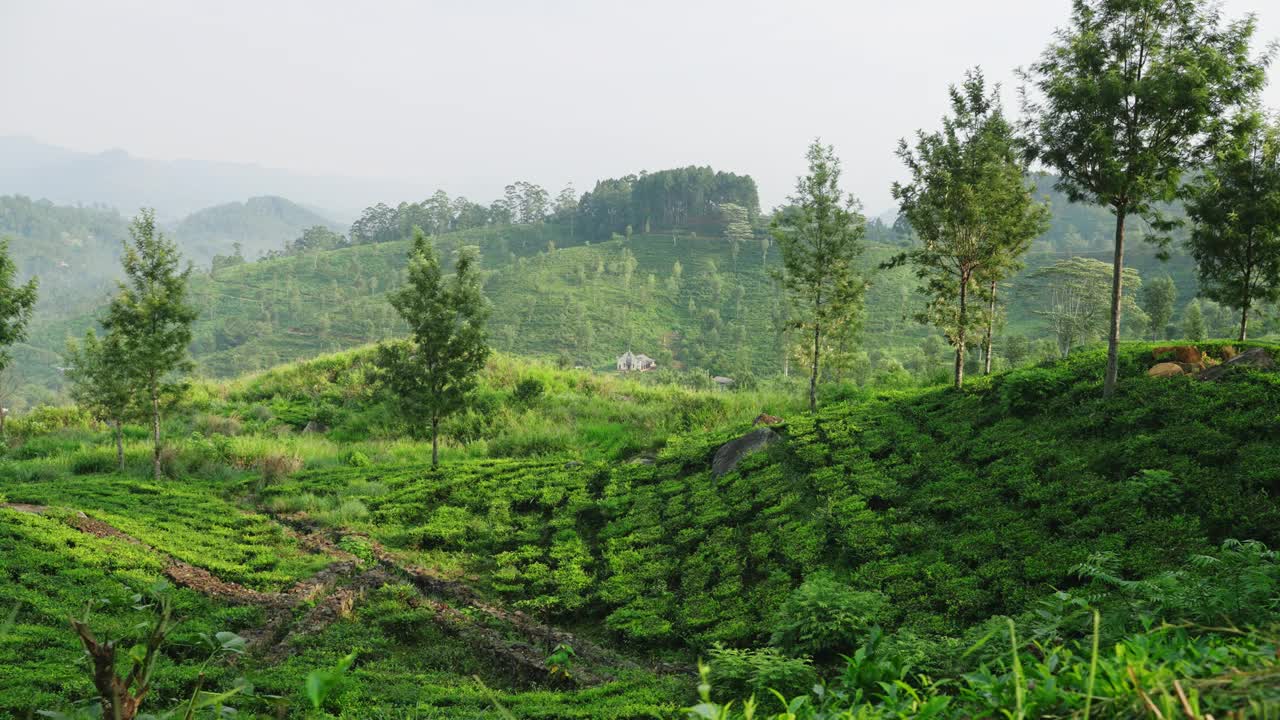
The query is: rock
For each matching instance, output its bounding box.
[712,428,779,477]
[1197,348,1276,381]
[302,420,329,434]
[1148,362,1185,378]
[626,454,656,465]
[1153,346,1203,364]
[753,413,783,426]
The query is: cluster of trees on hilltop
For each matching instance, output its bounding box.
[578,166,760,240]
[281,166,761,259]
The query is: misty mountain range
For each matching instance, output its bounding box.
[0,136,432,222]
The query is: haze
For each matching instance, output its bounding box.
[3,0,1278,214]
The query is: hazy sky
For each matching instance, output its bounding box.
[3,0,1278,214]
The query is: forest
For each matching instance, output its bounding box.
[3,0,1280,718]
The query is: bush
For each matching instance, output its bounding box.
[770,576,888,661]
[69,449,118,475]
[346,450,371,468]
[196,413,242,437]
[258,453,303,483]
[706,645,818,699]
[513,377,546,404]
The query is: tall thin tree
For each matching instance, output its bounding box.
[892,70,1049,388]
[1021,0,1268,395]
[65,330,135,471]
[772,140,866,412]
[378,228,490,467]
[0,237,37,435]
[103,210,197,480]
[1185,112,1280,341]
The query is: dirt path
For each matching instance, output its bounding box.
[3,502,643,686]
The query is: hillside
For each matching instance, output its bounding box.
[2,344,1278,717]
[168,195,342,264]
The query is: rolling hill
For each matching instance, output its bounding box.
[2,343,1278,716]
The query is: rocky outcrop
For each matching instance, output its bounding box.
[712,428,779,477]
[1197,348,1276,381]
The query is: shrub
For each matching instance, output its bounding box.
[513,377,546,404]
[69,449,118,475]
[196,413,242,437]
[706,645,818,699]
[346,450,371,468]
[259,453,303,483]
[770,576,888,661]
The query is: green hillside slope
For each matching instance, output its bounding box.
[169,195,342,263]
[2,343,1278,717]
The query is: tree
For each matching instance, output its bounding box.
[772,140,867,412]
[65,330,134,470]
[1185,113,1280,341]
[893,69,1049,388]
[720,203,753,267]
[555,184,579,240]
[378,228,489,467]
[0,237,37,431]
[288,225,345,254]
[1138,275,1178,340]
[1023,257,1144,357]
[102,210,196,480]
[1021,0,1267,394]
[1183,299,1207,340]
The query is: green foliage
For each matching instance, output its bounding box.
[1183,299,1207,341]
[892,69,1049,388]
[1185,112,1280,341]
[0,236,38,379]
[1021,0,1268,394]
[769,577,887,661]
[1138,275,1178,341]
[512,376,545,404]
[1022,257,1144,356]
[104,209,198,479]
[378,229,489,465]
[773,141,867,411]
[305,650,357,710]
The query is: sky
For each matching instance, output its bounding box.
[3,0,1278,216]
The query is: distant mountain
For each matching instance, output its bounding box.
[169,196,343,263]
[0,136,424,221]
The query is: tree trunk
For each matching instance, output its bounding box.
[809,320,821,413]
[114,420,125,472]
[1103,209,1127,397]
[431,416,440,468]
[984,280,997,375]
[1239,304,1249,342]
[151,384,162,481]
[954,274,968,390]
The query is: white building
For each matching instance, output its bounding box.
[616,350,657,372]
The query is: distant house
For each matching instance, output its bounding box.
[617,350,657,372]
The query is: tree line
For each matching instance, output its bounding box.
[269,165,760,262]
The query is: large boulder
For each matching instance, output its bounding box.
[1197,347,1275,381]
[712,428,780,477]
[1153,345,1204,364]
[1148,362,1185,378]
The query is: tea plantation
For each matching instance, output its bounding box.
[2,343,1279,717]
